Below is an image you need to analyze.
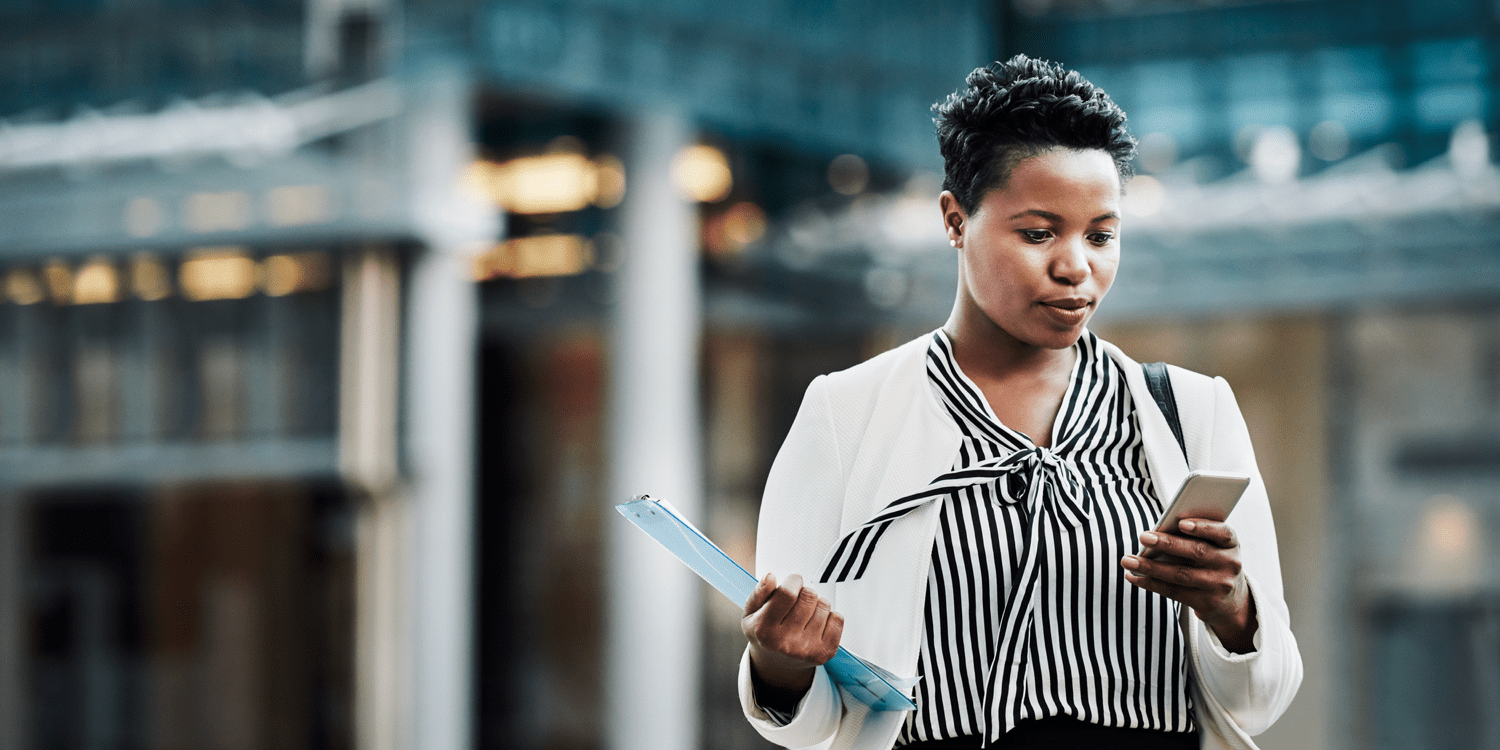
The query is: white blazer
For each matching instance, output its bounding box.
[738,333,1302,750]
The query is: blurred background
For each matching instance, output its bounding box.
[1,0,1498,749]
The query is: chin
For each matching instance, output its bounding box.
[1044,333,1086,350]
[1016,329,1084,351]
[1035,323,1092,349]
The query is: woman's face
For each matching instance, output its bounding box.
[944,147,1122,351]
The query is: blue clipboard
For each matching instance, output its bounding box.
[616,495,918,712]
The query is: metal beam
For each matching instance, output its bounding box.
[0,154,412,258]
[0,439,337,488]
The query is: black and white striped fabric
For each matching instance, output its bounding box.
[824,330,1195,746]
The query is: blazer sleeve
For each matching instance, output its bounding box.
[739,375,850,748]
[1193,376,1304,735]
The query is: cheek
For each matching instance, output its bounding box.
[1094,250,1121,287]
[964,247,1023,299]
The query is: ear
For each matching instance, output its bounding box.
[938,191,967,249]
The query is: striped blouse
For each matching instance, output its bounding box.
[819,330,1194,745]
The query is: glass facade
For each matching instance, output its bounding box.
[1007,0,1498,176]
[1,252,352,750]
[20,484,355,750]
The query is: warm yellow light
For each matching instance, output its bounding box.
[473,234,593,280]
[266,185,335,227]
[42,260,72,304]
[262,251,334,296]
[4,268,44,305]
[180,247,257,301]
[705,202,768,257]
[593,155,626,208]
[73,257,120,304]
[471,153,601,214]
[130,254,172,301]
[1425,496,1478,559]
[184,191,252,233]
[511,154,598,213]
[672,144,732,203]
[1410,494,1484,593]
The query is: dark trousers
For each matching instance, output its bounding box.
[900,716,1200,749]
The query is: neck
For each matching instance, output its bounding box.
[942,299,1077,383]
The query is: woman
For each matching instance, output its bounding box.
[738,56,1302,750]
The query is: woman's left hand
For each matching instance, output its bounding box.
[1120,518,1258,653]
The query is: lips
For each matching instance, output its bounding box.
[1039,298,1091,326]
[1043,297,1090,311]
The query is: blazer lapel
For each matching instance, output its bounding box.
[1100,340,1191,501]
[833,339,959,679]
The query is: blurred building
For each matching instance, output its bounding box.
[1,1,1498,750]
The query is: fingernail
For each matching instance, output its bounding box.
[1121,556,1140,570]
[1179,520,1196,532]
[1140,531,1158,545]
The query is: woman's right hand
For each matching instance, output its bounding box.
[742,572,844,699]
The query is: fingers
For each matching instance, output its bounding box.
[742,572,777,616]
[1121,556,1200,610]
[740,572,842,667]
[1121,566,1215,610]
[1122,567,1179,600]
[1121,549,1242,618]
[740,574,819,631]
[1138,529,1217,563]
[769,573,817,627]
[1178,518,1238,549]
[822,610,845,646]
[756,572,823,628]
[809,609,843,664]
[1125,519,1251,629]
[1122,554,1219,591]
[787,581,825,629]
[781,572,805,599]
[756,575,801,626]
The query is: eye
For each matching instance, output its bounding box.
[1088,232,1116,247]
[1019,229,1052,244]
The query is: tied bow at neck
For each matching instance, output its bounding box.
[818,445,1092,584]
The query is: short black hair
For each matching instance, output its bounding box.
[933,55,1136,215]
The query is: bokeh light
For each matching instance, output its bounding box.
[671,144,733,203]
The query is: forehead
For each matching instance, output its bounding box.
[981,148,1121,216]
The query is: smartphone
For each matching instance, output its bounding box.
[1141,470,1250,559]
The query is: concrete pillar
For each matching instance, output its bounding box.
[396,64,493,750]
[403,246,478,750]
[341,247,406,750]
[605,110,704,750]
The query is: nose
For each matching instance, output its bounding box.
[1049,235,1090,286]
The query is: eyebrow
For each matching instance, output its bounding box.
[1008,209,1120,223]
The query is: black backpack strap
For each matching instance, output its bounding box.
[1142,362,1188,462]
